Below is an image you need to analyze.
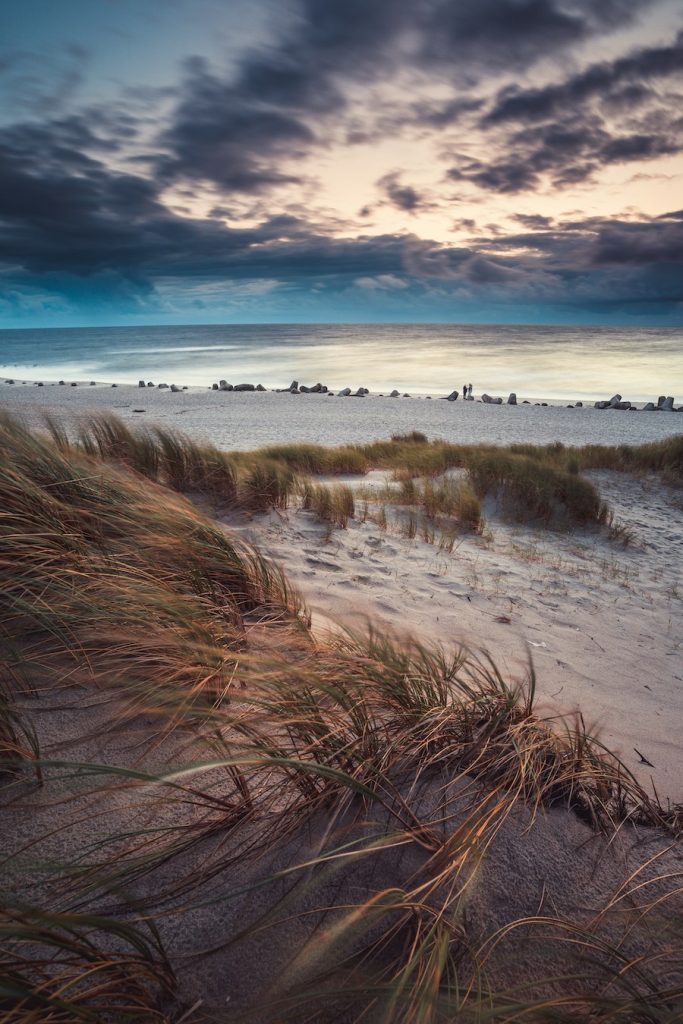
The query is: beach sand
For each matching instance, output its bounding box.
[2,400,681,1020]
[2,381,681,802]
[225,469,682,803]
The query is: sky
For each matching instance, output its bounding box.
[0,0,682,327]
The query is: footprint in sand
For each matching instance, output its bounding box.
[305,556,343,571]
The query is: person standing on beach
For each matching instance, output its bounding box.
[463,384,468,399]
[468,383,473,399]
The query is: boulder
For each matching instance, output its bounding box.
[402,393,411,398]
[507,393,517,405]
[642,402,655,410]
[594,401,609,409]
[90,381,97,386]
[36,382,43,387]
[234,383,255,391]
[522,400,530,404]
[289,380,299,392]
[212,383,219,390]
[541,402,548,407]
[608,394,622,407]
[482,393,502,405]
[575,401,583,407]
[444,390,459,402]
[661,396,675,411]
[59,380,65,385]
[158,383,169,389]
[111,384,118,388]
[70,382,77,387]
[170,384,180,392]
[255,384,266,391]
[337,387,352,396]
[389,389,400,398]
[352,388,366,397]
[657,395,666,408]
[138,380,146,388]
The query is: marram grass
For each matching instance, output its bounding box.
[0,414,681,1023]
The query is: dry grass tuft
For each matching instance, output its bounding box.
[1,417,681,1023]
[301,480,355,528]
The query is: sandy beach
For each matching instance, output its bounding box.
[3,381,681,800]
[226,467,682,803]
[2,386,681,1021]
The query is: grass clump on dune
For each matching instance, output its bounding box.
[0,412,306,713]
[301,479,355,528]
[260,441,370,475]
[467,450,609,527]
[0,417,682,1022]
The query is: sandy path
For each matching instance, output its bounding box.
[225,471,682,802]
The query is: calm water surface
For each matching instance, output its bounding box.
[0,323,681,403]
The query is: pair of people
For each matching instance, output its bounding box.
[462,383,473,399]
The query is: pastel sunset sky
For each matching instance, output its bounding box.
[1,0,682,325]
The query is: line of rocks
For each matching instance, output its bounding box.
[594,393,681,412]
[5,377,680,410]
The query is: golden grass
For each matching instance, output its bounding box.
[300,480,355,528]
[1,415,681,1022]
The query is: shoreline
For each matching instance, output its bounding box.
[2,374,682,412]
[2,379,682,455]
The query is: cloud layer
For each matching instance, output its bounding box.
[0,0,681,323]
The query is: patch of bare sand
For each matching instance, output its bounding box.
[3,688,682,1021]
[223,470,682,802]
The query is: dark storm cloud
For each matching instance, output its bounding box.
[157,56,316,192]
[418,0,650,70]
[484,29,683,126]
[158,0,655,190]
[0,117,462,286]
[448,106,683,194]
[376,172,424,213]
[472,210,683,271]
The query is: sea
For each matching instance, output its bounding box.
[1,323,681,404]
